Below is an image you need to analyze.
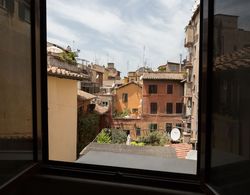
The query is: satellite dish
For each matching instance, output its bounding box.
[170,128,181,141]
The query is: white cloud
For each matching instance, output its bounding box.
[47,0,194,76]
[47,17,81,44]
[48,0,125,35]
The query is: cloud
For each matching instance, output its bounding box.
[47,0,194,76]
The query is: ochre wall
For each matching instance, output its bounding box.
[48,76,77,162]
[115,83,142,114]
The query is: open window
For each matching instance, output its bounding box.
[3,0,250,194]
[46,0,200,176]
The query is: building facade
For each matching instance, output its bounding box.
[183,6,200,143]
[47,52,85,162]
[81,64,104,94]
[104,62,121,81]
[142,72,184,136]
[158,61,184,72]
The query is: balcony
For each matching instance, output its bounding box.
[184,25,194,47]
[184,60,193,69]
[185,82,192,97]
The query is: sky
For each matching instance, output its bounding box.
[47,0,196,77]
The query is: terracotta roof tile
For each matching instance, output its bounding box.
[77,90,96,100]
[47,65,87,80]
[142,72,184,80]
[214,47,250,71]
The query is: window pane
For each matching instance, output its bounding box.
[122,93,128,103]
[0,0,33,185]
[166,123,172,134]
[166,103,173,114]
[176,103,183,114]
[149,85,157,94]
[47,0,198,175]
[209,0,250,193]
[167,84,173,94]
[150,102,157,114]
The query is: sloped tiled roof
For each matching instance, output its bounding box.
[142,72,184,80]
[170,143,192,159]
[214,47,250,71]
[116,81,142,90]
[47,65,86,80]
[103,80,123,87]
[77,90,96,100]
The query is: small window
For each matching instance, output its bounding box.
[167,84,173,94]
[150,102,157,114]
[125,130,130,136]
[132,108,138,113]
[166,103,173,114]
[166,123,172,134]
[149,123,157,131]
[122,93,128,103]
[149,85,157,94]
[175,123,182,129]
[176,103,183,114]
[136,128,141,136]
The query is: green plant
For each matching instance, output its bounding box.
[77,112,100,154]
[115,108,131,118]
[138,131,169,146]
[111,129,127,144]
[96,130,111,144]
[59,51,77,64]
[158,66,166,72]
[130,141,145,146]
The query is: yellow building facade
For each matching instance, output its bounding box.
[115,82,142,116]
[48,76,78,162]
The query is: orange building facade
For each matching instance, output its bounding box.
[114,82,142,116]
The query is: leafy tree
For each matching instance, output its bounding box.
[77,112,100,154]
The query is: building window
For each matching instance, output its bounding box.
[122,93,128,103]
[132,108,138,113]
[0,0,6,9]
[166,103,173,114]
[176,103,183,114]
[19,1,30,23]
[167,84,173,94]
[166,123,172,134]
[175,123,182,129]
[150,102,157,114]
[149,123,157,131]
[149,85,157,94]
[136,128,141,136]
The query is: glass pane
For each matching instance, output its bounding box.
[47,0,199,175]
[210,0,250,193]
[0,0,33,185]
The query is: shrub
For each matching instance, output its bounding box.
[59,51,77,64]
[130,141,145,146]
[96,130,111,144]
[111,129,127,144]
[138,131,169,146]
[77,112,100,154]
[114,108,131,118]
